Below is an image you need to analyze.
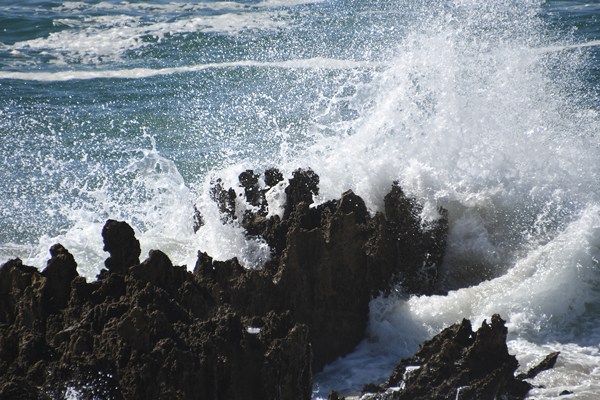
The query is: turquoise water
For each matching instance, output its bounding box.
[1,1,600,398]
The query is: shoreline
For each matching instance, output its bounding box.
[0,169,556,399]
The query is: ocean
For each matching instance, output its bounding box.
[1,0,599,398]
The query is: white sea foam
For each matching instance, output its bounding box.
[310,0,600,398]
[6,11,290,65]
[256,0,324,6]
[55,0,323,14]
[5,0,320,67]
[0,58,380,81]
[2,0,326,67]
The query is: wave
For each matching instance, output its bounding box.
[316,204,600,396]
[309,0,600,397]
[4,37,598,82]
[0,58,381,81]
[3,0,324,66]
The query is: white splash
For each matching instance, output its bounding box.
[311,0,600,398]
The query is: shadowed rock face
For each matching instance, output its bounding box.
[201,168,448,370]
[0,168,451,399]
[102,220,141,274]
[0,245,311,400]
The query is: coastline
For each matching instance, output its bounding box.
[0,169,556,399]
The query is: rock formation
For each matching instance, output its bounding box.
[203,168,448,369]
[0,238,310,399]
[0,168,488,400]
[352,315,559,400]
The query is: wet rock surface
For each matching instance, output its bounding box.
[356,315,558,400]
[206,168,448,370]
[0,168,454,399]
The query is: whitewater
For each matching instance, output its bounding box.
[1,0,599,398]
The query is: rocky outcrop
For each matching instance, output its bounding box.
[354,315,558,400]
[0,239,311,399]
[201,168,448,369]
[0,168,449,399]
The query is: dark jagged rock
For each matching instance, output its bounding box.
[193,204,204,233]
[0,258,45,330]
[194,252,279,317]
[41,244,79,312]
[202,169,448,371]
[130,249,188,294]
[102,219,141,274]
[264,167,284,188]
[0,225,312,400]
[384,182,447,295]
[0,376,42,400]
[283,168,319,218]
[328,390,345,400]
[338,189,369,224]
[239,169,263,208]
[517,351,560,380]
[1,169,451,399]
[360,315,557,400]
[210,177,238,221]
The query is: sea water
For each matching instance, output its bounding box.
[1,0,599,398]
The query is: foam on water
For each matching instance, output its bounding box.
[0,58,380,81]
[2,0,325,67]
[6,12,288,65]
[308,0,600,398]
[53,0,323,13]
